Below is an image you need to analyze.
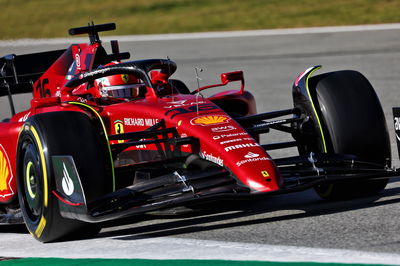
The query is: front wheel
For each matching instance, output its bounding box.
[299,70,391,200]
[17,111,112,242]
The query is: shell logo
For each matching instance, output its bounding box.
[190,115,230,126]
[0,144,13,197]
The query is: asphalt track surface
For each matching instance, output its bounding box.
[1,25,400,263]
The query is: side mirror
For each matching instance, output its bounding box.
[220,71,244,84]
[220,71,244,92]
[192,70,245,94]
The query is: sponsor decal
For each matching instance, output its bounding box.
[136,141,147,149]
[180,133,189,148]
[236,157,270,167]
[81,67,113,78]
[0,144,14,198]
[75,54,81,69]
[211,125,236,132]
[114,120,125,144]
[213,132,248,140]
[225,142,259,152]
[220,138,242,145]
[191,115,230,126]
[261,171,269,177]
[200,151,224,167]
[124,118,144,126]
[18,112,31,122]
[124,118,159,127]
[395,117,400,130]
[61,163,74,196]
[244,152,259,158]
[165,103,219,119]
[395,116,400,141]
[121,74,129,83]
[77,97,88,103]
[52,156,87,205]
[163,100,206,109]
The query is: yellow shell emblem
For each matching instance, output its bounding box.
[191,115,230,126]
[0,146,11,192]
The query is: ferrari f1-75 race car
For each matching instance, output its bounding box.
[0,23,398,242]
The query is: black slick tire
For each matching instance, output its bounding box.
[308,70,391,200]
[17,111,112,242]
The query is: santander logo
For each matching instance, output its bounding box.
[244,152,259,159]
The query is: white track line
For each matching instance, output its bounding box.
[1,23,400,47]
[1,234,400,265]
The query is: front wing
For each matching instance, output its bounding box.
[51,152,399,223]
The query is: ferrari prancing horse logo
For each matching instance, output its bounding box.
[114,120,125,144]
[121,74,129,83]
[261,171,269,177]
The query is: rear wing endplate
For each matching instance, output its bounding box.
[0,49,65,115]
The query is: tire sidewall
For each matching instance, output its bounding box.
[17,111,111,242]
[17,122,65,241]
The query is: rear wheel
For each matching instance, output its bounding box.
[17,111,112,242]
[305,70,390,200]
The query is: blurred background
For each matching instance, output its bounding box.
[0,0,399,39]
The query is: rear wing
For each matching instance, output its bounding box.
[0,49,65,114]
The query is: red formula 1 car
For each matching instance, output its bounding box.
[0,23,397,242]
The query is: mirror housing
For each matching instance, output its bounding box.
[192,70,245,94]
[221,71,244,84]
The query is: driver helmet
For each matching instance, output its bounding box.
[95,71,145,98]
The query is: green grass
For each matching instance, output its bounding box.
[0,0,400,39]
[0,258,395,266]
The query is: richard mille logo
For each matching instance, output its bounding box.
[61,163,74,196]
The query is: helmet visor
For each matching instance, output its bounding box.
[101,83,145,98]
